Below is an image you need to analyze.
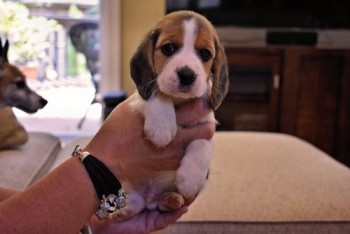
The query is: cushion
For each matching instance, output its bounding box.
[0,107,28,149]
[164,132,350,233]
[0,132,61,190]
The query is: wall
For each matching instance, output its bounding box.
[99,0,121,94]
[99,1,350,95]
[121,0,165,95]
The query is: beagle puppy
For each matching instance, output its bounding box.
[114,10,228,220]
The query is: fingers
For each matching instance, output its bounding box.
[151,206,188,231]
[184,195,196,206]
[176,98,211,126]
[175,122,215,144]
[109,97,210,128]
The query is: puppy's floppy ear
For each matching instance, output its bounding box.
[0,39,9,67]
[209,38,229,110]
[130,30,159,100]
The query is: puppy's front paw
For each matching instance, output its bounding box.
[144,118,177,147]
[142,94,177,147]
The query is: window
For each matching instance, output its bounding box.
[1,0,102,141]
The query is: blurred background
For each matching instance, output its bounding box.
[1,0,349,167]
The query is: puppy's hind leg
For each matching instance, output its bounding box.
[110,183,145,221]
[176,139,212,198]
[158,192,185,211]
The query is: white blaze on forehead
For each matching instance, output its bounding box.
[182,18,197,53]
[156,17,208,99]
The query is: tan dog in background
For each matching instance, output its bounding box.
[0,38,47,113]
[114,11,228,220]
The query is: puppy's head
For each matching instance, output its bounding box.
[130,11,228,109]
[0,38,47,113]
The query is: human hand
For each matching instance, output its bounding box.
[82,97,214,232]
[85,97,215,183]
[90,206,188,234]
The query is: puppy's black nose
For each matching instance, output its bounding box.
[177,66,196,86]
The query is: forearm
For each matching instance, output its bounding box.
[0,157,98,234]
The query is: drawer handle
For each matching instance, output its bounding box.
[273,74,280,89]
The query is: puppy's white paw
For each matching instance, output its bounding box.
[144,118,177,147]
[142,93,177,147]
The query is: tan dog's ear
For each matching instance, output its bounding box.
[0,39,9,67]
[209,39,229,110]
[130,30,159,100]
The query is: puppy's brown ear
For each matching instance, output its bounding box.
[130,30,159,100]
[209,39,229,110]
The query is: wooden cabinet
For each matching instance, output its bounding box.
[280,48,350,166]
[216,45,350,167]
[216,47,282,132]
[216,47,281,131]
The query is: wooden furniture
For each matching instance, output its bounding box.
[215,45,350,167]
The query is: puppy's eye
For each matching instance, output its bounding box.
[199,48,212,62]
[161,43,177,56]
[14,80,26,89]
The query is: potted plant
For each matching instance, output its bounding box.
[0,0,59,80]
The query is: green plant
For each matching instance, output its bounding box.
[0,0,59,66]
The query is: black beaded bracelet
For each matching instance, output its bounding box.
[72,145,128,220]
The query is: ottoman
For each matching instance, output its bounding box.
[163,132,350,234]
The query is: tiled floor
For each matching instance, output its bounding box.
[14,76,102,142]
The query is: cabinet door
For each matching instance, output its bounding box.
[216,47,282,131]
[337,52,350,166]
[280,48,344,156]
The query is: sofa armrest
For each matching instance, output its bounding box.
[0,132,61,190]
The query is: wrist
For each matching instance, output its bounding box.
[83,141,125,181]
[72,146,128,220]
[88,215,111,234]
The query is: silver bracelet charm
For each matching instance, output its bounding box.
[72,145,89,161]
[95,189,128,220]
